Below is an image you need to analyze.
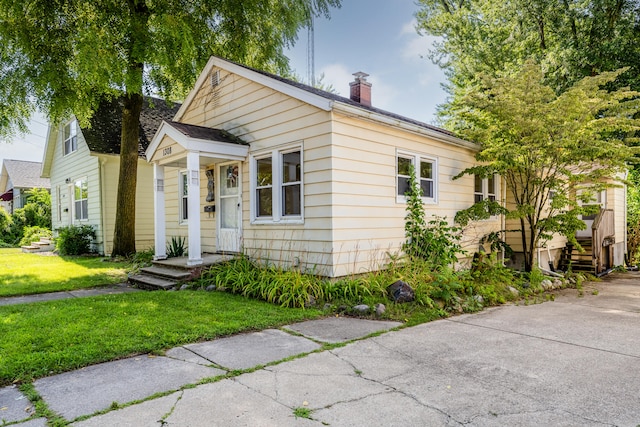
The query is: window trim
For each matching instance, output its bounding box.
[63,120,78,156]
[73,178,88,222]
[250,143,304,224]
[474,174,497,203]
[396,150,438,204]
[179,170,188,224]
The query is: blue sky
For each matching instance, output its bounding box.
[1,0,446,167]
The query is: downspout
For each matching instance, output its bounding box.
[624,170,628,265]
[99,157,108,256]
[501,175,507,265]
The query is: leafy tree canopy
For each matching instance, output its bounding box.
[0,0,340,134]
[415,0,640,123]
[0,0,340,256]
[453,61,640,271]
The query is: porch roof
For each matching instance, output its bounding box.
[146,120,249,167]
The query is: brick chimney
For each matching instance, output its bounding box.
[349,72,372,107]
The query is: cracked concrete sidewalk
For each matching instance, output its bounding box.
[3,272,640,426]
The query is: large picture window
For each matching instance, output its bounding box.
[64,121,78,156]
[397,151,437,203]
[74,178,88,221]
[251,145,303,223]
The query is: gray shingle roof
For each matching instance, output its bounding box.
[82,96,181,159]
[3,160,50,189]
[167,121,248,145]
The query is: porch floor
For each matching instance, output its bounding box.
[153,253,235,269]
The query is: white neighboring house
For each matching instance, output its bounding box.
[41,96,180,255]
[0,159,50,214]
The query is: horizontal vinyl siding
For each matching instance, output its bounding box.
[179,69,335,275]
[48,125,102,252]
[329,112,493,276]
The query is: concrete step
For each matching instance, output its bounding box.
[128,274,178,291]
[140,266,191,281]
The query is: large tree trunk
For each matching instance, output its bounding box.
[111,92,143,257]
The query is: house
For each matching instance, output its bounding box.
[145,56,627,278]
[41,97,180,255]
[145,56,502,277]
[0,159,51,214]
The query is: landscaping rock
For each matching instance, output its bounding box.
[305,296,317,308]
[508,286,520,297]
[179,284,189,291]
[474,295,484,304]
[323,303,333,311]
[541,279,553,290]
[387,280,415,303]
[352,304,370,314]
[553,279,563,289]
[375,303,386,317]
[206,285,216,292]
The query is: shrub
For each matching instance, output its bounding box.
[167,236,187,258]
[56,225,96,255]
[201,256,325,308]
[18,226,52,247]
[403,164,464,269]
[0,207,13,245]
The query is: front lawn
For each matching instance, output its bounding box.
[0,291,323,386]
[0,249,128,297]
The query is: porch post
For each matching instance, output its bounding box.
[153,163,167,260]
[186,151,203,265]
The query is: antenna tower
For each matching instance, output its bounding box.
[307,17,315,87]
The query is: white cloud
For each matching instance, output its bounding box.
[318,63,354,97]
[398,19,440,63]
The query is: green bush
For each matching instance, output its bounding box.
[403,165,463,269]
[18,226,52,247]
[56,225,96,255]
[167,236,187,258]
[0,207,13,245]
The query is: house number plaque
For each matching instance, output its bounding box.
[162,146,172,156]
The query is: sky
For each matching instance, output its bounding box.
[0,0,446,169]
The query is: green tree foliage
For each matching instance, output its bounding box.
[453,61,639,271]
[0,0,340,256]
[415,0,640,106]
[626,169,640,265]
[403,164,463,269]
[5,188,52,245]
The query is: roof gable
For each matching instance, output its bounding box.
[175,56,476,150]
[1,159,50,190]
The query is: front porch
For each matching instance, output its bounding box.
[146,120,249,267]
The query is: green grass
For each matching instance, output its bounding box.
[0,290,323,386]
[0,248,128,297]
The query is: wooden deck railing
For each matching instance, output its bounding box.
[592,209,615,274]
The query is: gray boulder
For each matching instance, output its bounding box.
[387,280,415,303]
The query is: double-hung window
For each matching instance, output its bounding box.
[396,151,437,203]
[251,145,303,223]
[74,178,88,221]
[64,121,78,156]
[179,171,188,223]
[474,175,497,203]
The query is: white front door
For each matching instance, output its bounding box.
[217,162,242,253]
